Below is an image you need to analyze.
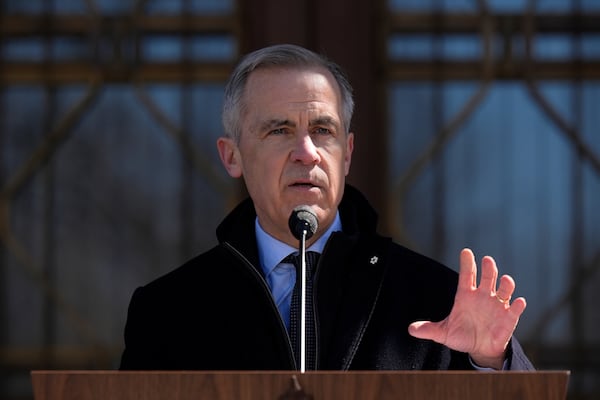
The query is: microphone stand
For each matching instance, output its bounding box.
[299,228,308,373]
[288,205,318,374]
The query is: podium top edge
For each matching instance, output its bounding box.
[30,370,571,376]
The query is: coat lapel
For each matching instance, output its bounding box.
[316,232,390,370]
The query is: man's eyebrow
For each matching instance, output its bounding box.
[256,116,340,132]
[310,116,340,128]
[258,118,296,131]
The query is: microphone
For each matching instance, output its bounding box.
[288,206,318,241]
[288,206,318,373]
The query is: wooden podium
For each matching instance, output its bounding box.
[31,370,570,400]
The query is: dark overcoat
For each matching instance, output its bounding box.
[120,185,533,371]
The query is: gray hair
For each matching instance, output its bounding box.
[222,44,354,142]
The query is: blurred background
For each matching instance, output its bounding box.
[0,0,598,399]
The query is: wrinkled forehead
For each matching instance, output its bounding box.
[243,66,343,117]
[243,68,342,135]
[247,65,341,98]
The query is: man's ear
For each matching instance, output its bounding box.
[344,132,354,176]
[216,137,243,178]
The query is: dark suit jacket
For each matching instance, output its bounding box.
[120,185,534,371]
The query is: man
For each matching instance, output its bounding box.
[120,44,533,371]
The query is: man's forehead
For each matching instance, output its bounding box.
[276,99,338,112]
[258,113,340,127]
[246,66,340,95]
[243,66,344,129]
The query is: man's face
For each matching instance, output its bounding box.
[217,66,354,247]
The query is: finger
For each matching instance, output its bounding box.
[408,321,444,343]
[458,248,477,290]
[479,256,499,292]
[509,297,527,317]
[495,274,516,304]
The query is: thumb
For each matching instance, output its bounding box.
[408,320,443,341]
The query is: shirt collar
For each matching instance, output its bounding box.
[255,211,342,278]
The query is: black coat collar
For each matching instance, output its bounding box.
[215,184,379,250]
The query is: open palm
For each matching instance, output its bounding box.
[408,248,527,369]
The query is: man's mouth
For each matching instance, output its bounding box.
[290,181,318,188]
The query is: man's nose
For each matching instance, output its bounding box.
[291,133,320,164]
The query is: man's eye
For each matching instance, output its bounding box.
[269,128,287,135]
[314,127,332,135]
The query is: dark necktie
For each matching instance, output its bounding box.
[288,251,320,370]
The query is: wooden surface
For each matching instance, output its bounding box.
[31,370,570,400]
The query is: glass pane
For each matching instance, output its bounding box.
[2,38,44,62]
[531,34,600,62]
[142,35,236,62]
[388,35,435,60]
[389,0,600,11]
[535,35,576,60]
[3,0,236,13]
[582,35,600,59]
[388,0,475,11]
[538,0,600,11]
[146,0,235,14]
[53,37,92,61]
[389,34,501,61]
[3,0,45,12]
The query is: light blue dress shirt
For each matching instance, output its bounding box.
[256,212,342,330]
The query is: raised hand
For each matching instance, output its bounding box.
[408,248,527,369]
